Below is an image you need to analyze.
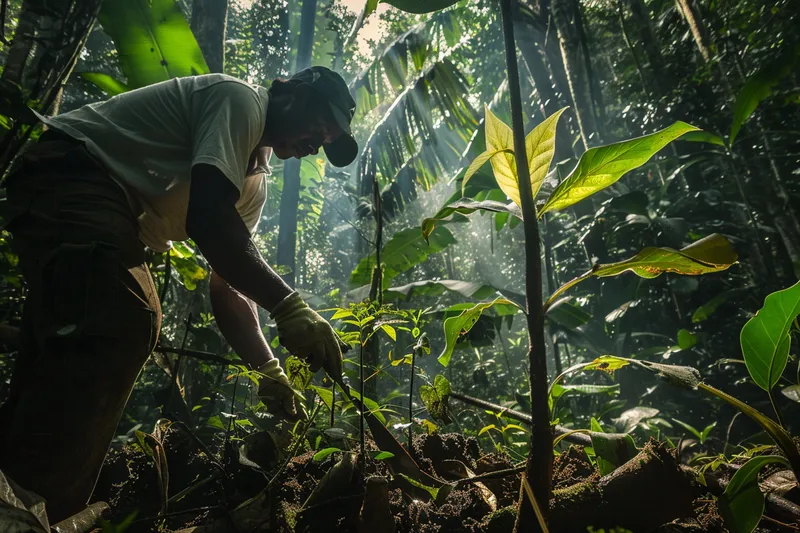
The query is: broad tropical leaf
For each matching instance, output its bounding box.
[719,455,790,533]
[548,234,737,304]
[539,122,700,215]
[730,43,800,143]
[350,226,457,287]
[438,298,521,366]
[420,375,452,423]
[79,72,129,96]
[421,198,521,240]
[740,281,800,391]
[98,0,209,89]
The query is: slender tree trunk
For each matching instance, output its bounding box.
[275,0,317,285]
[625,0,667,93]
[551,0,599,149]
[499,1,551,531]
[514,14,574,162]
[0,0,102,172]
[674,0,710,63]
[191,0,229,74]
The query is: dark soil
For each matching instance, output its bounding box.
[89,431,798,533]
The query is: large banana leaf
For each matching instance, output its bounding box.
[349,226,457,287]
[539,122,699,216]
[96,0,209,89]
[357,58,479,220]
[740,281,800,391]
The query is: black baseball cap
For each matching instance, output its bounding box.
[287,66,358,167]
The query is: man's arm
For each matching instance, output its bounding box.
[187,163,293,313]
[209,270,272,369]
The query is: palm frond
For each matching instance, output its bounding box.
[349,10,464,118]
[355,58,479,219]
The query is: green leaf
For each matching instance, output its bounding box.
[740,281,800,391]
[79,72,129,96]
[350,226,457,287]
[420,374,452,424]
[692,290,735,322]
[462,149,514,195]
[421,198,521,240]
[346,390,387,425]
[730,43,800,143]
[677,329,698,350]
[380,324,397,341]
[438,298,522,366]
[479,106,566,209]
[478,424,497,436]
[313,447,342,462]
[719,455,790,533]
[99,0,209,89]
[680,130,726,147]
[540,121,700,215]
[549,235,737,306]
[590,432,637,475]
[671,418,702,440]
[525,107,568,200]
[373,451,395,461]
[590,417,604,433]
[381,0,462,14]
[310,385,334,410]
[285,356,312,391]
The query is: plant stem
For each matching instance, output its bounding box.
[408,346,416,454]
[499,2,552,529]
[768,388,786,428]
[360,340,365,458]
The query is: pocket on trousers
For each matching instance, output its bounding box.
[37,242,122,342]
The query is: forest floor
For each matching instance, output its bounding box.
[89,425,796,533]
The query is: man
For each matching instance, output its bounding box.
[0,66,357,522]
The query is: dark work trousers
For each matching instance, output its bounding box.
[0,135,162,522]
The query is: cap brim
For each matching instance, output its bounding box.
[324,134,358,167]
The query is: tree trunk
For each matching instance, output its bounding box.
[0,0,102,172]
[275,0,317,286]
[551,0,599,149]
[191,0,229,74]
[513,13,574,162]
[674,0,710,63]
[625,0,667,93]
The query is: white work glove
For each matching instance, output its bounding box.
[270,291,345,384]
[257,358,299,421]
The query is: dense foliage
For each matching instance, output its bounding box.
[0,0,798,531]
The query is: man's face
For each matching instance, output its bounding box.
[271,109,344,162]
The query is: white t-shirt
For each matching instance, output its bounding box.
[37,74,271,252]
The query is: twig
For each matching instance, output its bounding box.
[455,464,526,485]
[168,470,222,504]
[131,505,222,524]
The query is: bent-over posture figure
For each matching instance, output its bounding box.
[0,66,357,522]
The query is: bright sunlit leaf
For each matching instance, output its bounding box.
[540,121,700,215]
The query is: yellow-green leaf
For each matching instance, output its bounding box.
[462,149,514,196]
[484,106,520,206]
[540,121,700,215]
[526,107,567,199]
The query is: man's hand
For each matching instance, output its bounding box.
[257,358,300,421]
[270,291,344,383]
